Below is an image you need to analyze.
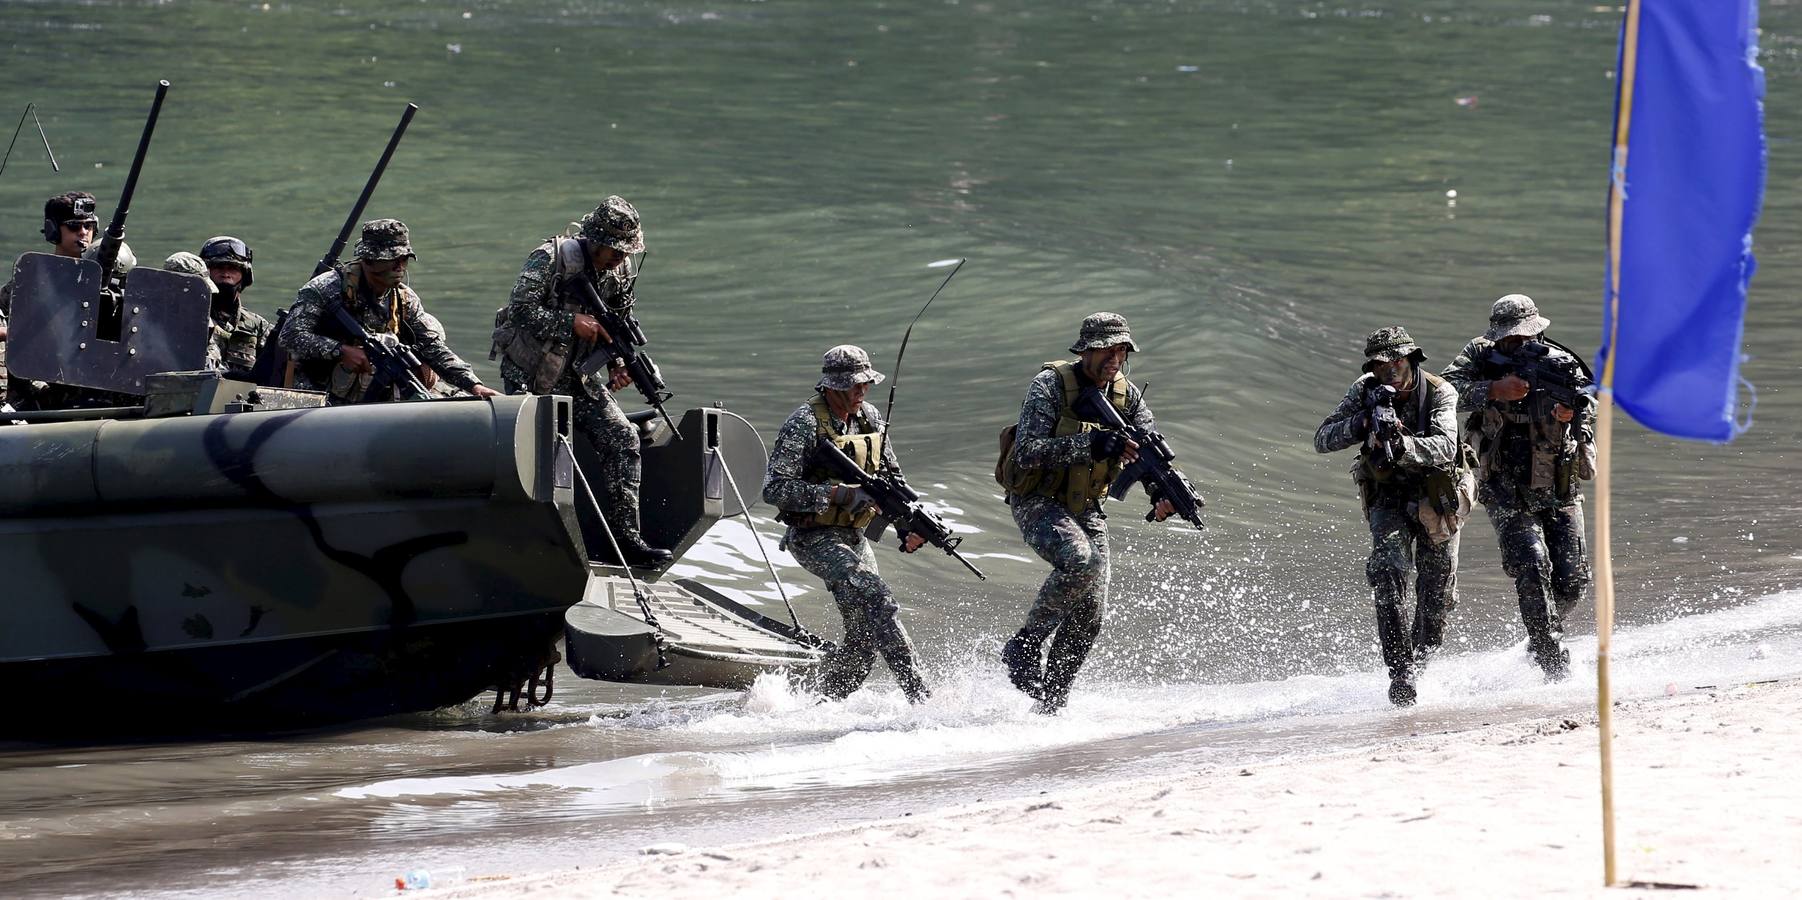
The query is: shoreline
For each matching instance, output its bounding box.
[440,679,1801,898]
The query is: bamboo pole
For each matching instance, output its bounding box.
[1598,0,1644,888]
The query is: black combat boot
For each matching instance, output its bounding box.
[619,533,674,567]
[1001,619,1058,702]
[1035,618,1102,715]
[1516,572,1570,682]
[1373,575,1417,707]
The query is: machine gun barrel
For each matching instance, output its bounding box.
[1077,388,1207,531]
[568,275,679,436]
[812,436,986,580]
[316,103,417,277]
[95,80,169,285]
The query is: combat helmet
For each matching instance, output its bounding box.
[199,235,254,288]
[161,251,217,295]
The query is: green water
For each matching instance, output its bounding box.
[5,0,1801,679]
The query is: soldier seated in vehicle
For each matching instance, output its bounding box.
[278,218,498,404]
[2,192,138,410]
[196,235,273,383]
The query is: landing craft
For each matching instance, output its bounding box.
[0,260,824,738]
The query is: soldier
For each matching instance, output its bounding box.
[2,192,137,410]
[1441,294,1595,680]
[196,235,273,382]
[762,345,931,703]
[1314,326,1468,706]
[490,197,670,566]
[279,218,498,404]
[999,313,1176,714]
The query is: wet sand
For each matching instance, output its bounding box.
[442,679,1801,898]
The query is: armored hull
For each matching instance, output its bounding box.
[0,392,587,735]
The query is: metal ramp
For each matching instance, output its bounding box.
[564,574,826,687]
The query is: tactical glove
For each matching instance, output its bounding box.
[829,483,877,516]
[1091,429,1130,460]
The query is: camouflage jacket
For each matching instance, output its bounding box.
[499,240,632,399]
[278,266,483,396]
[1441,336,1596,508]
[1314,370,1461,500]
[205,302,274,382]
[1011,365,1157,472]
[763,398,905,518]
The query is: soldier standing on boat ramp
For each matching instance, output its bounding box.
[998,313,1175,714]
[1441,295,1595,681]
[279,218,498,404]
[762,345,931,703]
[195,236,273,382]
[489,197,672,566]
[1314,326,1471,707]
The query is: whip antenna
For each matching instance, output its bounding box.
[882,257,964,430]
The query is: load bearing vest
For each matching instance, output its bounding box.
[804,394,884,529]
[1005,360,1131,514]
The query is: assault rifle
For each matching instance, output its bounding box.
[568,269,678,435]
[812,436,986,581]
[1074,387,1207,531]
[329,311,432,402]
[1482,341,1594,419]
[1363,383,1404,467]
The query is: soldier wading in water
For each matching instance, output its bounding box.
[1315,326,1472,706]
[762,346,932,703]
[491,197,672,566]
[999,313,1177,714]
[1442,295,1595,680]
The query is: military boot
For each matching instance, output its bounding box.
[1375,600,1416,707]
[1001,618,1058,702]
[1515,571,1570,682]
[1035,618,1102,715]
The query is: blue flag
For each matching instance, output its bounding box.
[1600,0,1766,442]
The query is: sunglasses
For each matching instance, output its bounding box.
[61,219,97,232]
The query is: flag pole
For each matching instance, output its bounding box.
[1599,0,1644,888]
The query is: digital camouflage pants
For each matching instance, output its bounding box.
[1365,504,1459,679]
[1005,493,1110,711]
[503,367,646,546]
[785,525,928,701]
[1486,499,1589,660]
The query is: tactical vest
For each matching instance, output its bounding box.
[490,237,630,395]
[1465,342,1586,502]
[300,263,410,402]
[211,308,271,381]
[781,394,884,529]
[1002,360,1131,514]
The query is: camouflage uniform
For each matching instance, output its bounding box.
[762,345,929,702]
[194,237,272,382]
[491,197,665,561]
[1314,326,1465,705]
[1002,313,1167,713]
[278,219,485,403]
[1441,295,1596,679]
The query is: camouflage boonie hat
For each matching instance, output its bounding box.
[162,251,217,295]
[352,218,416,261]
[816,344,886,391]
[577,195,645,254]
[1485,293,1551,341]
[1068,312,1138,354]
[1361,325,1425,371]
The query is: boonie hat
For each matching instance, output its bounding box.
[817,344,886,392]
[1069,312,1138,354]
[1485,293,1551,341]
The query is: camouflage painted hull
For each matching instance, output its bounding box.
[0,393,588,736]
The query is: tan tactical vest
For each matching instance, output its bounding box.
[308,263,407,402]
[1002,360,1131,514]
[791,394,885,529]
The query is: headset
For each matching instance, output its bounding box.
[41,195,97,243]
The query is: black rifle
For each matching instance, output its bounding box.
[1481,341,1594,419]
[567,269,678,435]
[812,436,986,581]
[1075,387,1207,531]
[326,307,433,402]
[94,81,169,302]
[1363,383,1404,467]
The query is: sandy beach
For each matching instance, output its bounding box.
[438,679,1802,899]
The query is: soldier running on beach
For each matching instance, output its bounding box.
[998,313,1176,714]
[762,345,931,703]
[1315,326,1471,706]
